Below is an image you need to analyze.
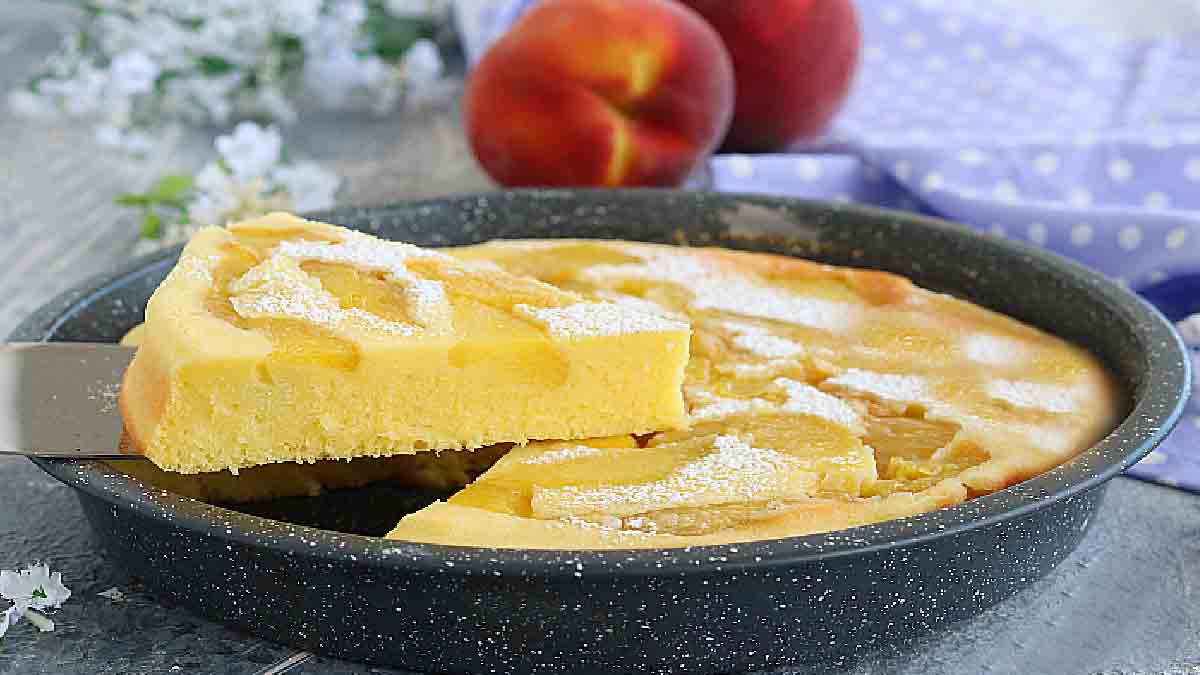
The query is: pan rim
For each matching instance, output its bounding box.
[16,188,1190,578]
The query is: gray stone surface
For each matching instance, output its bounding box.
[1,2,1198,674]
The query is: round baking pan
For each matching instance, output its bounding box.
[13,190,1189,674]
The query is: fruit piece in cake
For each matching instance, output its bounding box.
[119,213,690,474]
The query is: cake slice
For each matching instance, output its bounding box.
[119,214,690,474]
[113,322,508,501]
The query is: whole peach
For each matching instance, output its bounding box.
[465,0,734,187]
[680,0,860,152]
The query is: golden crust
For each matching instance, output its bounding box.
[118,344,165,458]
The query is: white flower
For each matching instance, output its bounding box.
[109,49,161,95]
[165,74,239,124]
[94,124,124,147]
[0,565,71,611]
[360,55,402,113]
[40,67,107,117]
[1,605,23,639]
[195,162,237,197]
[11,0,450,141]
[254,85,298,125]
[0,564,70,638]
[401,39,443,88]
[270,1,324,37]
[130,16,193,64]
[188,162,241,226]
[272,161,340,212]
[215,122,282,180]
[94,14,141,58]
[188,194,234,227]
[189,160,296,228]
[330,0,368,30]
[302,44,365,108]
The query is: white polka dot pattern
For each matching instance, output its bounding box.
[686,0,1200,297]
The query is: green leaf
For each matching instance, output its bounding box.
[363,8,436,62]
[271,32,306,77]
[27,73,53,91]
[197,55,235,76]
[154,69,183,92]
[31,587,47,600]
[115,193,151,207]
[271,32,304,54]
[141,212,163,239]
[148,175,193,202]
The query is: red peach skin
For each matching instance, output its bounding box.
[681,0,860,152]
[465,0,734,187]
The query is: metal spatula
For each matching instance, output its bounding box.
[0,342,142,459]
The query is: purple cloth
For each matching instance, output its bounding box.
[464,0,1200,492]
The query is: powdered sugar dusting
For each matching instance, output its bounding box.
[516,302,688,338]
[175,254,217,284]
[688,379,863,433]
[1023,426,1074,453]
[560,517,658,542]
[986,379,1079,413]
[276,233,446,272]
[593,291,688,322]
[520,445,605,465]
[532,435,812,518]
[229,255,417,335]
[963,333,1031,367]
[342,308,421,336]
[584,254,858,332]
[690,396,775,421]
[723,359,795,378]
[774,378,865,433]
[403,278,451,331]
[723,321,804,359]
[274,236,452,332]
[824,368,931,406]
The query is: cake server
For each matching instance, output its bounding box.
[0,342,141,459]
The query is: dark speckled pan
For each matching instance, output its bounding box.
[12,190,1190,674]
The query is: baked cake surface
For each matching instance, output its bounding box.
[119,215,690,473]
[386,239,1122,548]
